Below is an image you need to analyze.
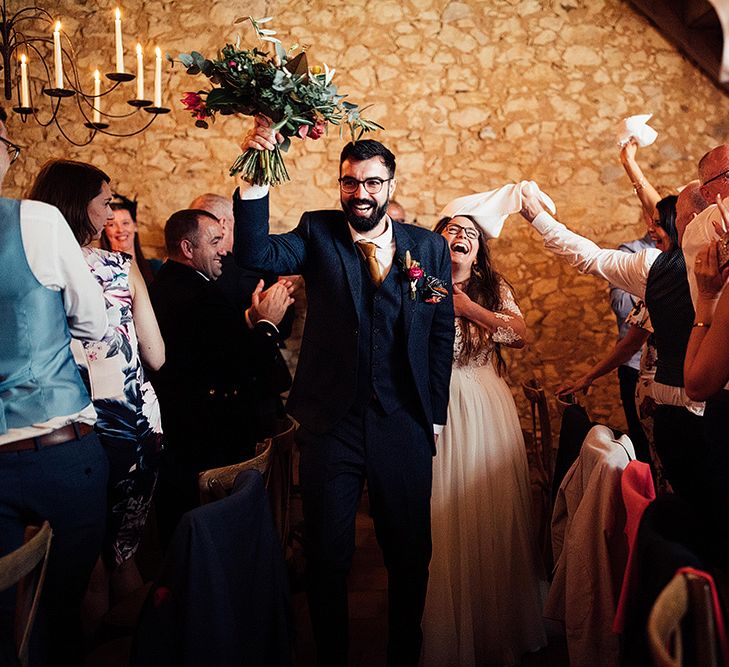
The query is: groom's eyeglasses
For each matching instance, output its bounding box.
[338,177,392,194]
[445,223,478,240]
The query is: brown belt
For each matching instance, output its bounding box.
[1,422,94,453]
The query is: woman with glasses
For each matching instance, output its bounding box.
[27,160,165,630]
[421,214,546,666]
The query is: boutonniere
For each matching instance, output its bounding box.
[399,250,448,303]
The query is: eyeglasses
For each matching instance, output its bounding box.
[703,170,729,187]
[0,136,21,164]
[338,177,392,194]
[445,223,478,240]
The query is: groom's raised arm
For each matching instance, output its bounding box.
[233,187,308,275]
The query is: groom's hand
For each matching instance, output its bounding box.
[242,114,283,152]
[520,181,546,223]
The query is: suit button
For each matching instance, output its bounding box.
[373,328,379,334]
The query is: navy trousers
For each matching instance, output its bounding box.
[0,431,108,666]
[298,401,432,667]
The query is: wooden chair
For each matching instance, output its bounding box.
[648,571,720,667]
[0,521,53,667]
[198,438,274,505]
[522,378,554,573]
[267,417,297,550]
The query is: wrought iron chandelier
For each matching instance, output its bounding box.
[0,0,170,145]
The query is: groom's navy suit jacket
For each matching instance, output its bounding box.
[233,191,454,451]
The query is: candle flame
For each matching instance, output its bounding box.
[155,46,161,57]
[115,7,121,20]
[136,43,142,55]
[20,54,27,64]
[55,20,61,32]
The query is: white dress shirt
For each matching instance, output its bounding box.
[530,211,701,411]
[531,211,661,299]
[0,200,107,446]
[348,217,396,277]
[681,202,729,391]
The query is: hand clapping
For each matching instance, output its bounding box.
[248,278,294,327]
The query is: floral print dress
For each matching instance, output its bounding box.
[76,247,162,566]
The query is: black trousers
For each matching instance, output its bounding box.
[298,402,432,667]
[617,365,649,463]
[652,404,707,505]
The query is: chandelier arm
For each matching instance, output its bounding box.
[92,114,159,138]
[51,113,96,147]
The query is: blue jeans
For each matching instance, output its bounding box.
[0,430,108,666]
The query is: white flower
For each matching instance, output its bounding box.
[140,381,162,434]
[324,62,336,85]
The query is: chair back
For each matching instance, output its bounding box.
[267,417,297,549]
[198,439,274,505]
[523,378,553,477]
[648,571,720,667]
[0,521,53,667]
[522,378,554,572]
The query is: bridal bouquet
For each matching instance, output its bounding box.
[177,17,383,186]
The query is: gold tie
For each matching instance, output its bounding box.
[356,241,383,287]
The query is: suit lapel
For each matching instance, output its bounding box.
[331,220,362,324]
[393,222,417,340]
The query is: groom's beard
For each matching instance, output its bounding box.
[341,196,389,233]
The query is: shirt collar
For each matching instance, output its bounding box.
[348,216,393,249]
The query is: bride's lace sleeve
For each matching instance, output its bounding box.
[491,282,524,345]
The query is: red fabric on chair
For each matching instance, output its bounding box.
[613,460,655,633]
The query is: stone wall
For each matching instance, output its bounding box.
[7,0,729,432]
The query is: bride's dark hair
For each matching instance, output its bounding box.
[434,215,515,375]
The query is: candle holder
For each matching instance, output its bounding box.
[0,1,169,144]
[42,88,75,98]
[12,106,37,115]
[143,106,171,115]
[106,72,135,83]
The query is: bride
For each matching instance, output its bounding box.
[422,214,546,666]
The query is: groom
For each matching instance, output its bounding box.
[234,118,454,666]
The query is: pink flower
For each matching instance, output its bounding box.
[297,124,309,139]
[406,265,424,281]
[309,119,326,140]
[180,92,206,114]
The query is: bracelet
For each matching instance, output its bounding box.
[692,322,711,328]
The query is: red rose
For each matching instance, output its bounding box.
[406,266,424,281]
[309,120,326,140]
[180,92,206,114]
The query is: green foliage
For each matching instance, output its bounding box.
[176,16,384,185]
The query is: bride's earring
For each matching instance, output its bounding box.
[471,263,483,280]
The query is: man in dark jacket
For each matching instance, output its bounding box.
[149,208,292,545]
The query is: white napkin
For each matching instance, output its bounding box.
[616,114,658,148]
[439,181,556,239]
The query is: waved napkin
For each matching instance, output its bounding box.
[616,114,658,148]
[439,181,556,239]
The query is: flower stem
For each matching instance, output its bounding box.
[229,145,290,186]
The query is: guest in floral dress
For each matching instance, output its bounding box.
[28,160,165,626]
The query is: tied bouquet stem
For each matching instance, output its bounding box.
[175,17,383,186]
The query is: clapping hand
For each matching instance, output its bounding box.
[695,241,729,300]
[248,278,295,327]
[556,374,593,397]
[711,193,729,236]
[241,115,283,153]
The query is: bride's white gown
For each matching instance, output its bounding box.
[422,286,547,666]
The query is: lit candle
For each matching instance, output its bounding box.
[19,54,30,108]
[93,69,101,123]
[53,21,63,88]
[136,43,144,99]
[114,8,124,73]
[154,46,161,107]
